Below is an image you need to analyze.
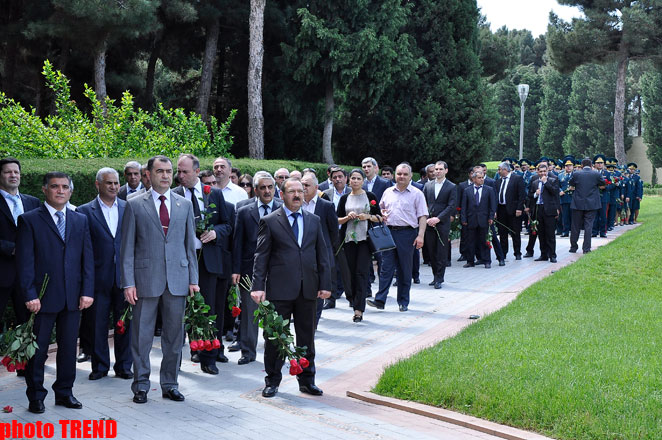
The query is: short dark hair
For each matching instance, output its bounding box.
[435,161,448,170]
[0,157,21,172]
[43,171,71,186]
[349,168,366,180]
[581,158,592,167]
[199,170,214,179]
[231,167,241,177]
[147,155,172,172]
[330,167,347,178]
[479,163,487,168]
[381,165,394,174]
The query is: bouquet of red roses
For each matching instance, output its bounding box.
[227,285,241,318]
[185,291,220,352]
[195,185,216,237]
[1,275,49,372]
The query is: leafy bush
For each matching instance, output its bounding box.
[0,60,235,159]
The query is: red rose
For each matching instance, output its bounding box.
[16,361,26,371]
[117,319,124,328]
[203,185,212,195]
[605,179,610,184]
[2,405,12,413]
[299,357,310,368]
[1,356,10,367]
[6,363,15,373]
[290,359,299,368]
[212,338,221,349]
[456,207,461,211]
[231,306,241,318]
[370,200,377,206]
[289,364,303,376]
[532,231,537,236]
[204,340,212,351]
[197,339,204,349]
[190,340,199,351]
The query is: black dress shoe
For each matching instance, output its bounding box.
[77,353,90,363]
[191,353,200,363]
[583,249,591,254]
[515,255,522,260]
[457,255,467,262]
[238,356,255,365]
[498,260,505,266]
[434,282,442,289]
[534,256,548,261]
[366,299,384,309]
[392,280,398,287]
[217,352,229,363]
[428,281,435,286]
[600,233,607,238]
[227,341,240,352]
[569,247,578,253]
[399,305,408,312]
[154,327,162,337]
[133,391,147,404]
[484,263,491,269]
[299,383,323,396]
[523,252,533,258]
[413,278,420,284]
[89,371,108,381]
[561,233,569,237]
[262,385,278,398]
[462,262,475,268]
[322,299,336,310]
[115,370,133,379]
[55,395,83,409]
[28,400,45,414]
[201,364,219,375]
[162,389,185,402]
[591,233,597,237]
[16,369,26,377]
[550,257,558,263]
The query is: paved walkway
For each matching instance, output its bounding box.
[0,225,637,439]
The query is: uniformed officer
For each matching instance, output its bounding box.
[592,154,611,237]
[627,163,643,223]
[557,156,574,237]
[606,157,623,230]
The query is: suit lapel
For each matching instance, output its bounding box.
[141,192,165,237]
[38,205,64,242]
[0,196,13,223]
[276,209,298,244]
[250,203,260,226]
[92,198,114,238]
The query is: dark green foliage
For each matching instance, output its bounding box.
[538,67,571,158]
[640,70,662,168]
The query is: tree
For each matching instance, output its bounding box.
[281,0,422,164]
[195,2,222,121]
[248,0,266,159]
[547,0,662,164]
[640,70,662,168]
[538,67,571,158]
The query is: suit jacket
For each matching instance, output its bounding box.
[528,176,560,216]
[252,208,332,301]
[484,176,498,193]
[0,193,40,288]
[16,205,94,313]
[461,185,496,228]
[313,197,339,263]
[77,197,125,291]
[318,180,331,191]
[236,196,256,210]
[118,183,143,201]
[120,190,198,297]
[172,185,232,275]
[126,187,148,200]
[496,173,526,215]
[218,201,235,278]
[569,167,604,211]
[423,179,457,233]
[320,186,350,205]
[363,176,392,202]
[233,198,282,276]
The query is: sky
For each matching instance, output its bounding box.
[477,0,584,37]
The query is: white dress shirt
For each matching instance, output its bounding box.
[302,195,318,214]
[0,189,24,224]
[184,180,204,213]
[151,188,171,217]
[44,202,66,226]
[282,205,304,247]
[434,178,446,198]
[97,196,119,237]
[221,181,249,206]
[257,199,274,218]
[499,172,511,205]
[365,176,376,192]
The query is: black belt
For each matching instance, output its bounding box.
[389,225,414,230]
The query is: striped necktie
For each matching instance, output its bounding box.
[55,211,65,240]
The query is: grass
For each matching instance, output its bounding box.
[374,197,662,440]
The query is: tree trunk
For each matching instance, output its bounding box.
[247,0,266,159]
[93,37,108,115]
[196,18,220,121]
[143,33,163,111]
[214,32,227,121]
[613,47,628,164]
[637,94,642,137]
[322,82,335,164]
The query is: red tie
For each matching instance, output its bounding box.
[159,195,169,235]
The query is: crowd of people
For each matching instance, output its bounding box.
[0,152,644,410]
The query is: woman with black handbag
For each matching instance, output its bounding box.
[337,169,382,322]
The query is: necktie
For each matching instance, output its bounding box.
[474,186,481,205]
[290,212,300,243]
[8,194,22,225]
[190,188,201,220]
[261,204,269,217]
[129,188,136,194]
[499,179,507,205]
[55,211,65,240]
[537,181,544,205]
[159,195,169,235]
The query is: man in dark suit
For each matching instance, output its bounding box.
[317,164,335,192]
[423,161,456,289]
[117,161,143,201]
[16,172,94,414]
[320,167,350,208]
[120,155,199,404]
[569,158,605,253]
[77,168,132,381]
[456,167,475,262]
[495,161,526,260]
[301,173,338,325]
[251,178,332,398]
[460,169,496,268]
[173,154,232,375]
[232,172,281,365]
[528,163,560,262]
[0,157,40,330]
[361,157,392,202]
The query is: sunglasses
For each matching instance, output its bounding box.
[239,182,253,188]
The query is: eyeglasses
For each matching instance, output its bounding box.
[239,182,253,188]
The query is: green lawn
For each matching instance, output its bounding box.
[374,197,662,440]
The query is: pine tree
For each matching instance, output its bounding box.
[640,70,662,168]
[538,67,571,158]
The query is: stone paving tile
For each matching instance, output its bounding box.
[0,226,636,439]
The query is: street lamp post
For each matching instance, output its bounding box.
[518,84,529,160]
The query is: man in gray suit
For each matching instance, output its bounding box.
[569,158,606,254]
[120,155,199,404]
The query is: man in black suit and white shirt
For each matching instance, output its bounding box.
[0,157,40,329]
[361,157,392,202]
[423,161,456,289]
[118,161,143,201]
[528,162,560,262]
[460,169,496,268]
[251,178,332,398]
[495,161,526,260]
[569,158,605,253]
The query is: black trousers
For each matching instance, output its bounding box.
[466,225,490,264]
[264,292,316,387]
[425,225,448,283]
[496,205,522,257]
[195,254,229,367]
[91,283,132,374]
[571,209,597,252]
[344,240,371,312]
[536,208,557,259]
